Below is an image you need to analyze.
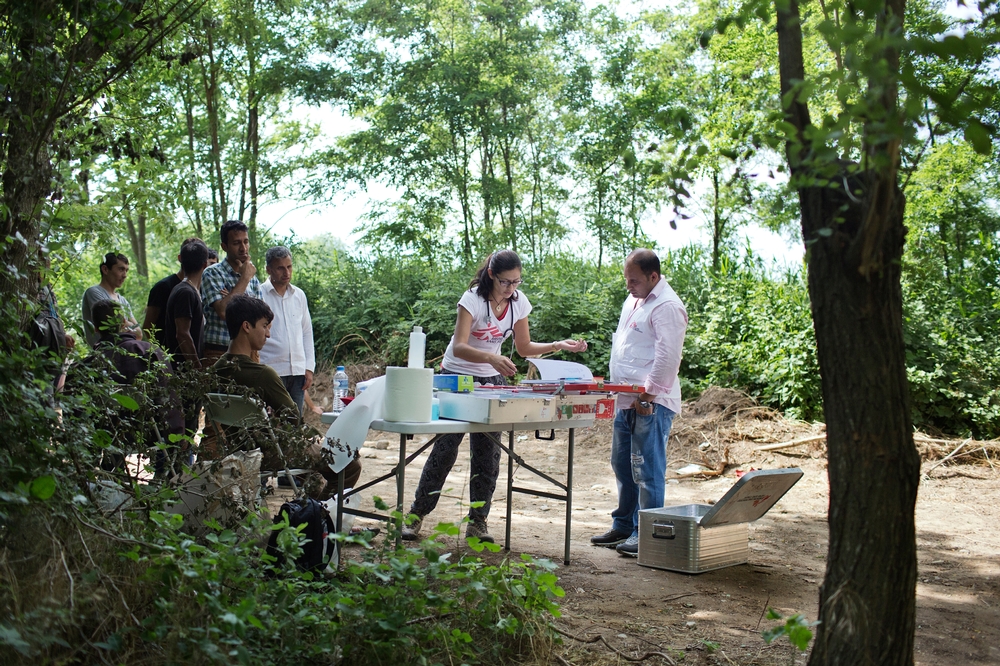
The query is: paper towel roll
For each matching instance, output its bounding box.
[383,366,433,422]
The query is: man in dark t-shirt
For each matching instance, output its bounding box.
[165,241,210,442]
[165,241,209,369]
[144,237,201,348]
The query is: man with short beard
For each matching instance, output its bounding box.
[200,220,262,365]
[591,249,688,558]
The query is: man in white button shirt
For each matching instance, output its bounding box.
[259,246,315,414]
[591,248,688,557]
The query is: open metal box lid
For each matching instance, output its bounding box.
[700,468,803,527]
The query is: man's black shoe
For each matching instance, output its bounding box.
[615,534,639,557]
[590,528,630,547]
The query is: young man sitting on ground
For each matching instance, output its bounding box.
[213,294,361,498]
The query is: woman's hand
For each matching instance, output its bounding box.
[554,338,588,353]
[489,354,518,376]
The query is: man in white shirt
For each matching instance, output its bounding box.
[259,246,316,414]
[591,249,688,557]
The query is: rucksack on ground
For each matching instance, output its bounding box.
[266,497,335,572]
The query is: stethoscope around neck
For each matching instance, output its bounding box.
[488,297,516,359]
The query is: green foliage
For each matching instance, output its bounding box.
[127,512,561,665]
[682,251,821,420]
[762,608,818,652]
[0,280,561,664]
[900,141,1000,436]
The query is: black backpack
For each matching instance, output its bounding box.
[29,311,67,358]
[266,498,335,572]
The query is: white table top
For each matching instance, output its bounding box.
[320,413,594,433]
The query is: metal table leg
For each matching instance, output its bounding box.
[505,430,514,552]
[335,469,345,568]
[565,428,575,566]
[396,432,407,547]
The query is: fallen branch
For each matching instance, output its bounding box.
[755,592,771,630]
[922,439,973,478]
[403,611,456,626]
[913,434,965,446]
[983,446,997,472]
[553,625,677,665]
[673,446,730,478]
[754,435,826,452]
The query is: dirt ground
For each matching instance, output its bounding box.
[300,377,1000,665]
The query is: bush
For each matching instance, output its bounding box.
[681,254,822,420]
[0,274,563,665]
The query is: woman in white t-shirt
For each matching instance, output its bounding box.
[401,250,587,543]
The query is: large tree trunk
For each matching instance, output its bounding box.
[775,1,921,664]
[1,90,52,331]
[800,177,920,666]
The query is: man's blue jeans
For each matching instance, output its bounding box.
[610,404,676,536]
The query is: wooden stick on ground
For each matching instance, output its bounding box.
[983,446,997,473]
[754,435,826,452]
[553,626,677,665]
[922,438,973,478]
[674,447,731,478]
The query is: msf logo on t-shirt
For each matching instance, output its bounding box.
[471,323,505,343]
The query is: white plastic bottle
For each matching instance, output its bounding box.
[407,325,426,368]
[332,366,349,414]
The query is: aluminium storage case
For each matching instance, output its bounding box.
[637,468,803,573]
[437,389,607,424]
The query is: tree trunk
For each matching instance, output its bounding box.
[775,2,921,664]
[183,82,204,238]
[1,97,50,330]
[124,210,149,279]
[1,50,55,329]
[596,180,605,271]
[500,103,517,252]
[201,21,227,225]
[455,131,474,262]
[247,81,259,254]
[801,178,919,666]
[712,168,722,272]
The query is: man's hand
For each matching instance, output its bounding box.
[304,369,314,391]
[634,392,655,416]
[236,258,256,282]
